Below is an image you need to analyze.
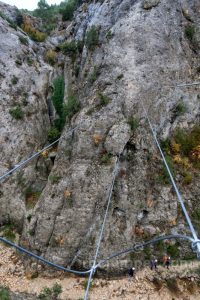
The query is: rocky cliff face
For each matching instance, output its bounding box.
[0,1,54,227]
[0,0,200,274]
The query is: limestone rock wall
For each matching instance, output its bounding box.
[0,0,200,273]
[26,0,200,272]
[0,2,52,228]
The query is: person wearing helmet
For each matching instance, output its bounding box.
[128,267,135,280]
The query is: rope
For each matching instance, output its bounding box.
[174,82,200,88]
[141,101,200,258]
[1,234,198,277]
[84,156,119,300]
[0,138,60,182]
[165,82,200,88]
[0,85,200,294]
[96,234,195,268]
[0,237,91,275]
[0,127,76,183]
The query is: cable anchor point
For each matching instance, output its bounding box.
[191,239,200,259]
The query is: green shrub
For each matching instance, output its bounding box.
[22,22,47,42]
[52,282,62,296]
[60,40,83,61]
[193,209,200,232]
[173,129,191,156]
[46,50,57,66]
[11,75,19,85]
[155,240,165,253]
[88,66,100,84]
[183,172,192,185]
[49,174,61,184]
[101,153,112,164]
[48,127,60,142]
[174,102,187,117]
[19,35,28,45]
[85,26,99,50]
[66,196,73,208]
[128,117,140,132]
[38,283,62,299]
[51,76,66,131]
[2,224,16,242]
[144,246,152,259]
[25,186,36,198]
[61,40,77,56]
[51,77,80,133]
[3,228,16,241]
[0,9,22,28]
[9,21,17,30]
[9,106,24,120]
[27,57,33,66]
[52,76,65,117]
[76,40,84,52]
[161,125,200,176]
[193,208,200,220]
[60,40,78,62]
[0,12,17,30]
[32,1,59,34]
[106,30,114,40]
[167,243,180,258]
[16,10,23,26]
[173,126,200,157]
[38,287,52,299]
[54,118,66,133]
[0,11,4,19]
[64,94,80,121]
[185,24,195,42]
[24,186,42,209]
[97,92,111,108]
[0,287,11,300]
[60,0,82,21]
[161,138,171,153]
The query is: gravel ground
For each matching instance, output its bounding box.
[1,243,200,300]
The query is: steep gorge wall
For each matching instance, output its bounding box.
[27,0,200,272]
[0,0,200,274]
[0,1,56,228]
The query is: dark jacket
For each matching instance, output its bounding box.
[128,268,134,276]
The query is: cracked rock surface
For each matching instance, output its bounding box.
[0,0,200,273]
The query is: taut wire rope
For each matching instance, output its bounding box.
[141,100,200,257]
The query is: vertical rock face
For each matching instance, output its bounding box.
[0,0,200,273]
[0,3,52,228]
[27,0,200,271]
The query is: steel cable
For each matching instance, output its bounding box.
[141,100,200,257]
[84,157,119,300]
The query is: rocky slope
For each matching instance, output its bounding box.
[0,0,200,277]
